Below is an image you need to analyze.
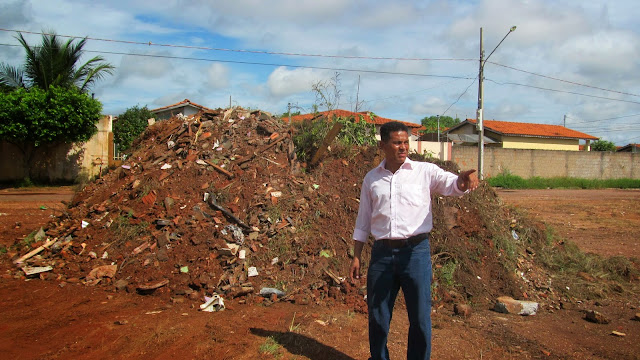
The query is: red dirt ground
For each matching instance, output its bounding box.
[2,188,639,359]
[0,109,638,360]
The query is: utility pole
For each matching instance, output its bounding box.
[563,114,567,127]
[476,26,516,180]
[288,102,292,124]
[477,28,485,180]
[437,114,442,160]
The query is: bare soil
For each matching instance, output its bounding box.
[497,189,640,260]
[1,111,639,360]
[2,188,639,359]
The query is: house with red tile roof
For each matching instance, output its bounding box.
[445,119,599,151]
[617,143,640,153]
[286,109,443,155]
[150,99,215,120]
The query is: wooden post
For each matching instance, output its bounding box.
[310,122,343,166]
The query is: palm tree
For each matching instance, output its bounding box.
[0,31,114,92]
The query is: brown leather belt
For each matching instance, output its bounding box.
[379,233,428,249]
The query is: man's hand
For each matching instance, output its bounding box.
[457,169,479,192]
[349,257,361,281]
[350,240,365,281]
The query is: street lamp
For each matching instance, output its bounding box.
[477,26,516,180]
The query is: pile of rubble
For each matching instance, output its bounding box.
[11,107,563,314]
[13,108,372,310]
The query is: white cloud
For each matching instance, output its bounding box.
[267,67,328,98]
[4,0,639,145]
[115,54,174,81]
[206,63,230,90]
[556,30,640,76]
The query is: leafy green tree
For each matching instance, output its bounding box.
[113,105,154,152]
[591,139,617,152]
[0,31,114,92]
[0,86,103,180]
[420,115,460,133]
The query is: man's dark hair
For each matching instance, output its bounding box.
[380,121,410,142]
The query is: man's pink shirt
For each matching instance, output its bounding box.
[353,158,465,242]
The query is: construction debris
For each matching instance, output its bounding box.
[9,106,574,315]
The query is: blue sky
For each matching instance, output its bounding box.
[1,0,640,145]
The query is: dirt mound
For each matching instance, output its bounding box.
[9,109,559,313]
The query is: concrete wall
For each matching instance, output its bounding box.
[452,146,640,179]
[0,115,113,183]
[501,135,580,151]
[413,141,451,161]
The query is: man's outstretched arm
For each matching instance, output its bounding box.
[457,169,479,192]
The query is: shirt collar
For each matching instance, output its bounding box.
[377,158,415,172]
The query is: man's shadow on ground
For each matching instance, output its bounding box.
[249,327,355,360]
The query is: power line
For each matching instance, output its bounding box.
[485,78,640,105]
[6,27,640,105]
[0,28,477,63]
[359,77,472,106]
[0,43,476,80]
[564,113,640,124]
[441,78,477,117]
[490,61,640,98]
[573,126,640,133]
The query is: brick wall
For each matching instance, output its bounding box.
[452,146,640,179]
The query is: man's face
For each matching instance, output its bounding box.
[380,130,409,168]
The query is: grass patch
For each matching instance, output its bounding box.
[110,215,150,247]
[258,336,281,357]
[537,236,640,299]
[487,172,640,189]
[436,260,458,286]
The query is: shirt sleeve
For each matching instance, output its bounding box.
[352,176,372,242]
[429,164,466,197]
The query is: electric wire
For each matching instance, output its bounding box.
[490,61,640,98]
[485,79,640,105]
[440,78,477,117]
[0,28,476,62]
[0,43,475,80]
[5,28,638,100]
[564,113,640,124]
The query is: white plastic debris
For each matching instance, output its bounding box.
[22,266,53,276]
[200,294,225,312]
[223,224,245,244]
[260,287,285,298]
[121,165,131,170]
[248,267,259,277]
[167,140,175,149]
[238,249,246,260]
[511,229,520,240]
[81,220,89,228]
[271,257,279,265]
[196,159,207,165]
[161,163,172,170]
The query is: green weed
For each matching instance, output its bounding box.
[487,172,640,189]
[258,336,281,357]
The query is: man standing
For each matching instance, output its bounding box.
[350,121,478,360]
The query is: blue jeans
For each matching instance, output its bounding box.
[367,235,432,360]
